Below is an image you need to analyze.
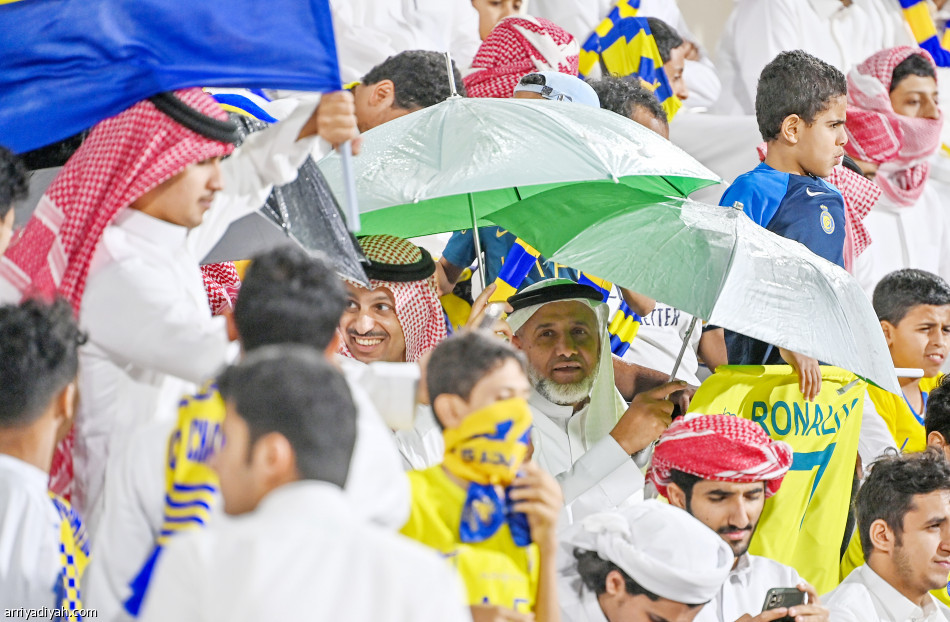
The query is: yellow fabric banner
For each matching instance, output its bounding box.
[687,365,865,593]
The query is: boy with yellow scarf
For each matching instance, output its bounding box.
[401,332,562,622]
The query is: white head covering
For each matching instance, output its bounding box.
[507,279,627,446]
[561,500,733,606]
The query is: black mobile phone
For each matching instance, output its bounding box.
[761,587,806,622]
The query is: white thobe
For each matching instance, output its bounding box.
[138,481,472,622]
[560,585,609,622]
[0,455,63,610]
[528,390,645,525]
[395,404,445,470]
[328,0,479,84]
[853,185,950,298]
[83,367,409,622]
[713,0,914,116]
[693,554,802,622]
[63,101,320,531]
[824,564,950,621]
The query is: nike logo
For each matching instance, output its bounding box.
[805,188,825,197]
[495,228,509,238]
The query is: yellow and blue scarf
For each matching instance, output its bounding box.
[125,383,224,615]
[900,0,950,67]
[49,492,90,619]
[442,398,533,546]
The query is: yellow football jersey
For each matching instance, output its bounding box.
[401,466,539,613]
[867,376,943,453]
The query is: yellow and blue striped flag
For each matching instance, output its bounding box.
[608,300,642,356]
[900,0,950,66]
[0,0,342,153]
[577,273,613,303]
[489,238,543,303]
[580,11,682,121]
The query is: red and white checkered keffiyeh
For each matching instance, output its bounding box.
[338,235,447,363]
[649,414,794,499]
[755,142,878,266]
[2,89,234,498]
[0,88,235,314]
[464,16,579,99]
[201,262,242,315]
[845,46,943,207]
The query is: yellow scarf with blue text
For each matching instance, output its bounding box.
[49,492,90,618]
[124,382,224,615]
[442,398,533,546]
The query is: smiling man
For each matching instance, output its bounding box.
[506,279,684,520]
[825,450,950,621]
[339,235,446,365]
[650,414,829,622]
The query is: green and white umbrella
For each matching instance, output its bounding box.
[318,96,720,239]
[487,183,900,394]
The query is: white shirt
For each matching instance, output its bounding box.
[528,389,645,525]
[713,0,914,116]
[59,101,320,532]
[853,184,950,298]
[824,563,950,621]
[328,0,480,84]
[83,367,409,622]
[138,481,472,622]
[621,304,702,386]
[0,455,63,609]
[693,554,802,622]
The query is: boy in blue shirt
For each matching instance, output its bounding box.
[719,50,849,400]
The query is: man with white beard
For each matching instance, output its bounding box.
[506,279,685,521]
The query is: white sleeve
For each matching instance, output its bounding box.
[80,261,231,384]
[414,554,474,622]
[137,534,205,622]
[187,99,320,261]
[858,391,897,468]
[83,422,170,622]
[344,380,412,531]
[555,434,644,510]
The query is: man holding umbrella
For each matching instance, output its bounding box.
[506,279,685,520]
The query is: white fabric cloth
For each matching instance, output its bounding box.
[561,587,609,622]
[853,184,950,298]
[328,0,480,84]
[824,563,950,621]
[138,481,471,622]
[858,391,898,469]
[560,501,734,607]
[713,0,914,116]
[395,404,445,470]
[40,101,321,533]
[529,389,646,525]
[693,554,802,622]
[83,366,409,622]
[621,304,702,385]
[0,455,62,609]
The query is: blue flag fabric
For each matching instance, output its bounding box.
[0,0,341,152]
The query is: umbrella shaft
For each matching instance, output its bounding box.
[669,316,699,382]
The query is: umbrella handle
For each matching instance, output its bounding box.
[339,140,360,232]
[669,316,699,382]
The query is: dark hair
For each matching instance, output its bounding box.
[574,549,661,599]
[669,469,702,508]
[0,299,85,426]
[587,76,668,130]
[856,449,950,558]
[361,50,466,109]
[646,18,683,64]
[233,247,345,352]
[872,269,950,325]
[0,145,28,218]
[926,375,950,443]
[217,345,357,487]
[519,73,546,87]
[891,53,936,92]
[755,50,847,141]
[427,332,526,427]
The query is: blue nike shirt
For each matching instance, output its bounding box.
[719,162,847,364]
